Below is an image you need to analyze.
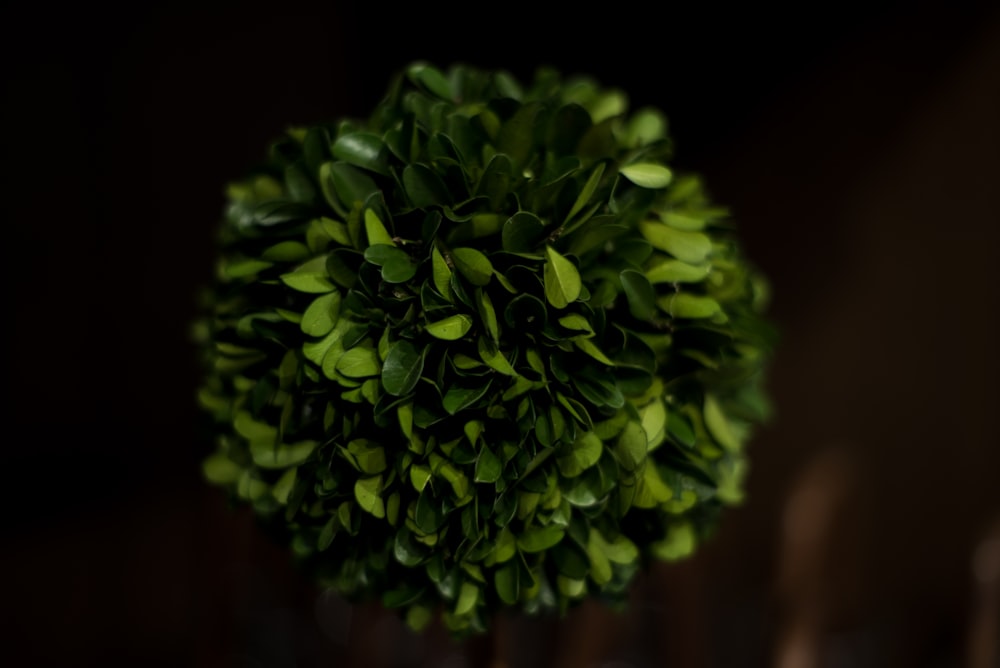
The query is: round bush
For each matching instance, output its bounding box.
[196,61,774,636]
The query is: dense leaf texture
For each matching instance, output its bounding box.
[197,62,774,638]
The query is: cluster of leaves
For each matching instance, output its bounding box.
[196,62,774,637]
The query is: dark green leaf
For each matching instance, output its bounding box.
[403,163,452,208]
[407,62,453,100]
[475,446,502,483]
[321,162,379,212]
[517,524,564,553]
[382,340,425,396]
[552,542,590,579]
[494,561,520,605]
[502,212,546,253]
[476,153,513,209]
[364,244,418,283]
[548,103,592,155]
[332,132,391,175]
[443,379,493,415]
[475,289,499,342]
[544,245,581,309]
[451,247,493,286]
[565,162,605,224]
[497,102,542,168]
[326,248,362,288]
[620,270,655,320]
[504,294,547,331]
[415,490,446,533]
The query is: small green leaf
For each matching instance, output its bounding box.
[443,380,492,415]
[271,467,297,504]
[432,246,454,300]
[573,338,614,366]
[587,531,612,585]
[663,211,707,231]
[336,346,381,378]
[565,162,605,223]
[354,475,385,518]
[557,314,594,335]
[615,421,647,471]
[382,340,425,397]
[222,259,272,280]
[475,446,503,483]
[415,490,445,532]
[646,259,711,284]
[407,62,453,100]
[403,163,452,208]
[620,163,673,188]
[332,132,390,175]
[477,153,513,209]
[477,336,518,376]
[556,431,603,478]
[326,248,362,288]
[364,244,418,283]
[652,521,696,561]
[451,247,493,286]
[494,561,519,605]
[656,293,722,319]
[620,270,655,320]
[410,464,432,492]
[249,440,318,470]
[667,412,697,448]
[364,208,394,246]
[639,221,711,264]
[704,394,740,452]
[455,581,480,615]
[347,439,387,474]
[623,108,667,147]
[300,291,342,337]
[502,211,546,253]
[603,534,639,564]
[261,240,311,262]
[426,314,473,340]
[517,524,565,553]
[322,161,379,210]
[544,245,581,309]
[475,289,499,342]
[640,399,668,451]
[202,453,241,484]
[280,255,334,293]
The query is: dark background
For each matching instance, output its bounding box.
[3,1,998,666]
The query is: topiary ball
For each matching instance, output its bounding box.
[196,61,774,637]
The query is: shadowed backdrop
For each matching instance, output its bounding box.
[3,1,998,666]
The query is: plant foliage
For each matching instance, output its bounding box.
[196,61,775,636]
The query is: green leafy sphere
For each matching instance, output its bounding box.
[195,61,775,637]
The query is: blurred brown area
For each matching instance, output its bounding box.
[2,1,998,666]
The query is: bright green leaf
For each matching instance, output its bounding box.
[336,346,381,378]
[382,340,425,396]
[300,291,341,337]
[544,245,581,309]
[426,314,473,340]
[620,163,673,188]
[451,247,493,286]
[704,394,740,452]
[639,221,711,264]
